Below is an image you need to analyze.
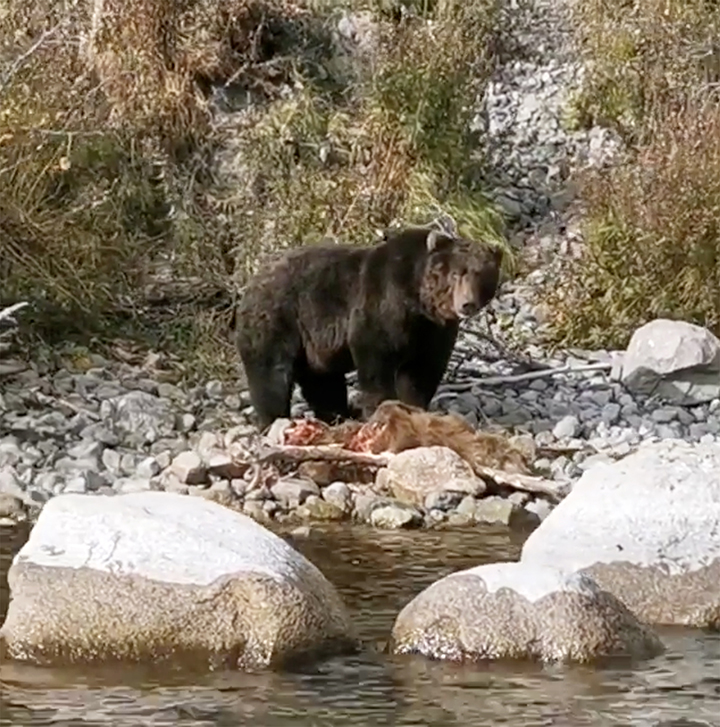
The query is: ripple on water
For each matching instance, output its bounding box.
[1,523,719,727]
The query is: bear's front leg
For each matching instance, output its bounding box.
[349,341,400,420]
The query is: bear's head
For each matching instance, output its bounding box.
[420,229,503,321]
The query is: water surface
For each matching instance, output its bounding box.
[1,523,719,726]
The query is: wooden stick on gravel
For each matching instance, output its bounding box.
[256,444,566,501]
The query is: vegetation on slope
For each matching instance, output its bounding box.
[0,0,505,378]
[549,0,720,349]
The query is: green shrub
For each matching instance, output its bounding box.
[548,101,720,349]
[547,0,720,349]
[569,0,720,143]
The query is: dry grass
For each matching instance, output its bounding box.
[0,0,506,380]
[548,0,720,349]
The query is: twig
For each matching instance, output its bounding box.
[457,324,551,373]
[473,465,565,502]
[0,302,29,325]
[436,361,613,396]
[256,444,565,502]
[258,445,390,469]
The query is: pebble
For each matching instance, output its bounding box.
[553,415,579,440]
[322,482,352,512]
[369,504,422,530]
[169,451,208,485]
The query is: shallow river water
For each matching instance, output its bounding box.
[1,522,719,727]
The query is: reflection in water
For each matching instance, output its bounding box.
[1,522,719,726]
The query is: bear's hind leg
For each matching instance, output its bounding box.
[296,368,354,424]
[243,357,294,431]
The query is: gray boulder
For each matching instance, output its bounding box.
[521,440,720,628]
[0,491,357,669]
[390,561,663,664]
[620,319,720,405]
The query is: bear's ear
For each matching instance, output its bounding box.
[491,244,504,266]
[426,229,453,252]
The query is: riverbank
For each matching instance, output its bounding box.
[2,0,720,532]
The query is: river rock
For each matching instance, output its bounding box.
[0,492,26,523]
[521,440,720,628]
[322,482,352,512]
[390,562,663,664]
[473,496,539,530]
[621,319,720,405]
[0,491,358,669]
[99,391,177,446]
[296,495,345,521]
[375,446,486,507]
[169,450,207,485]
[271,477,320,509]
[369,503,423,529]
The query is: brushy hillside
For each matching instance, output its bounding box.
[548,0,720,349]
[0,0,506,379]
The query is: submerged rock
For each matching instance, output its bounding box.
[521,440,720,628]
[390,561,663,664]
[0,491,358,670]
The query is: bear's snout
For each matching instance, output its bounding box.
[452,276,484,319]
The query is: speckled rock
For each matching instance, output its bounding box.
[375,447,486,507]
[521,440,720,628]
[0,491,358,669]
[0,492,27,524]
[390,562,664,664]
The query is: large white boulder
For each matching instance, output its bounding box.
[521,440,720,628]
[390,561,663,663]
[0,491,357,669]
[620,319,720,404]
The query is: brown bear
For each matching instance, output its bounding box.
[235,225,503,431]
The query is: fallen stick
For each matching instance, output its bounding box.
[257,444,565,501]
[436,361,613,395]
[457,326,551,373]
[258,445,390,469]
[0,301,29,325]
[473,465,566,502]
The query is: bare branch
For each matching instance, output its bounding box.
[436,361,613,396]
[258,445,390,469]
[473,464,566,502]
[0,302,29,325]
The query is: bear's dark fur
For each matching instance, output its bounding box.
[235,226,503,430]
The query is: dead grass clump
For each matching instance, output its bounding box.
[548,101,720,349]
